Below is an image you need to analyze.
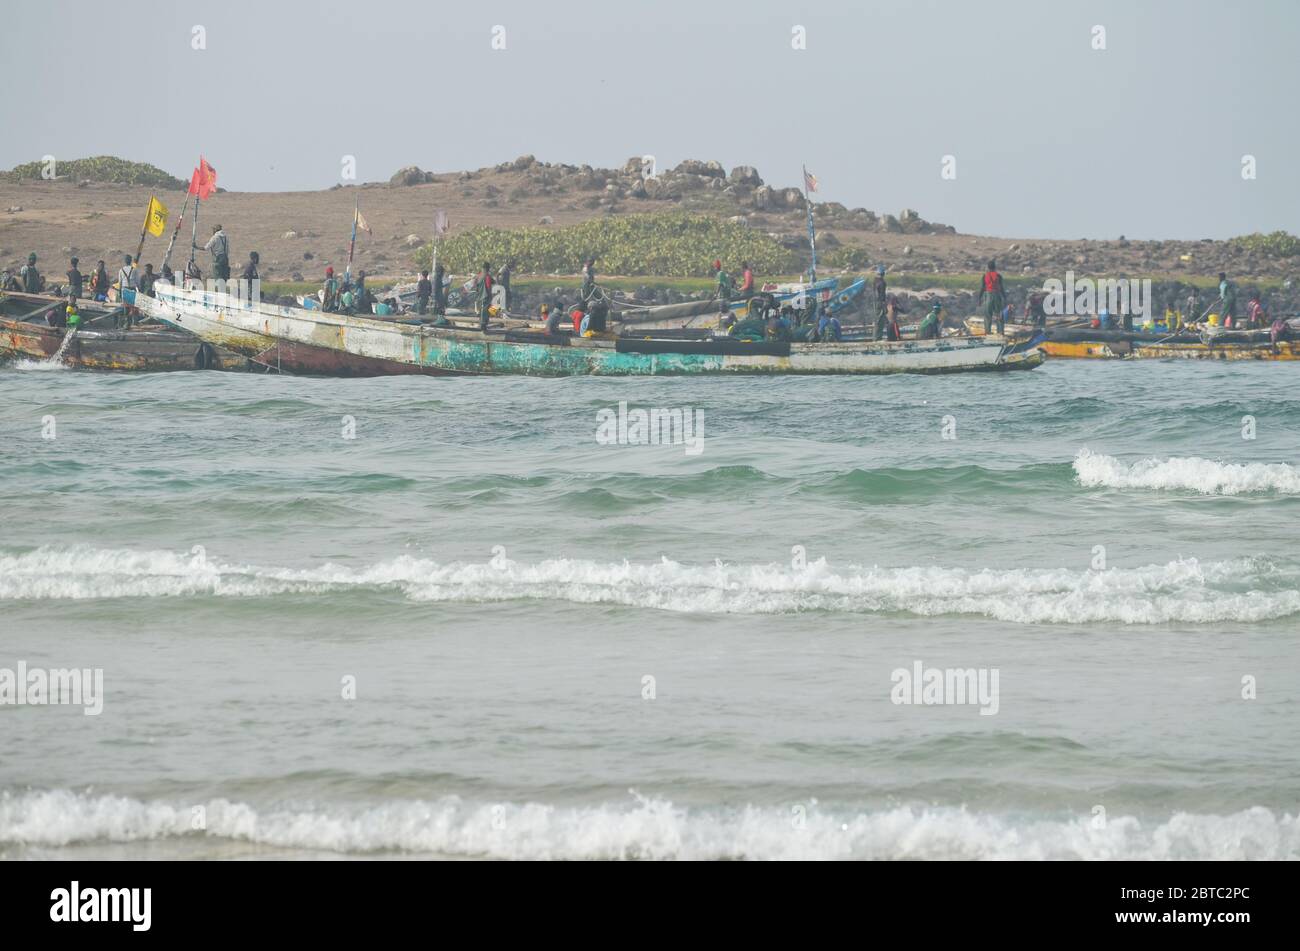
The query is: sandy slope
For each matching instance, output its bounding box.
[0,166,1290,286]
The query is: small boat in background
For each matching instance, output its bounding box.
[615,276,845,330]
[963,315,1300,361]
[0,291,249,371]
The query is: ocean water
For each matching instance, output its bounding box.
[1,359,1297,860]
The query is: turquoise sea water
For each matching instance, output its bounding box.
[1,359,1297,859]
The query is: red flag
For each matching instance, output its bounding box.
[190,157,217,200]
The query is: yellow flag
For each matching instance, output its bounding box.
[146,196,169,237]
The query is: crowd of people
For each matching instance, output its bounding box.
[1,222,267,330]
[6,236,1292,351]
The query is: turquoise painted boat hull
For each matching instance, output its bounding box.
[149,283,1044,377]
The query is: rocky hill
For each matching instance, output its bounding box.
[1,155,1296,299]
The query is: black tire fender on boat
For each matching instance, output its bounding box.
[194,342,215,370]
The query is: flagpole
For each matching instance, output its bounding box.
[188,195,202,281]
[802,165,817,284]
[133,198,153,268]
[345,197,359,284]
[161,190,192,274]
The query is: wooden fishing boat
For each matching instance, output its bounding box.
[0,291,250,371]
[150,282,1044,377]
[963,316,1299,360]
[614,277,843,330]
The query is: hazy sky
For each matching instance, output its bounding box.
[2,0,1296,239]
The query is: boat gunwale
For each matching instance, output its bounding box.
[156,283,1019,359]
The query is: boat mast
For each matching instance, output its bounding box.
[802,165,817,283]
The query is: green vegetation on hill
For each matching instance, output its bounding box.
[3,156,187,189]
[414,212,800,277]
[1226,231,1300,258]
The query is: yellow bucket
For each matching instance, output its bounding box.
[1207,313,1220,326]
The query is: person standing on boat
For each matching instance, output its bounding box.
[1217,272,1237,326]
[21,253,42,293]
[241,252,259,301]
[116,255,137,328]
[738,262,755,300]
[90,260,110,301]
[354,270,375,313]
[204,225,231,281]
[117,254,138,295]
[475,262,495,332]
[137,263,158,298]
[65,257,83,301]
[886,295,905,341]
[321,266,340,312]
[578,259,597,309]
[870,265,888,338]
[416,269,432,315]
[1025,290,1047,329]
[497,262,512,312]
[918,301,942,339]
[713,259,735,304]
[432,262,447,315]
[1186,288,1201,325]
[978,260,1005,335]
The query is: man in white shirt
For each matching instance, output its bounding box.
[116,254,138,328]
[204,225,231,280]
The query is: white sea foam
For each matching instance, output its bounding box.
[1074,449,1300,495]
[1,545,1296,624]
[9,358,68,372]
[0,789,1293,860]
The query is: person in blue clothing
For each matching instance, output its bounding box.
[817,307,843,342]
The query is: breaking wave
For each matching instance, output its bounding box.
[2,545,1297,624]
[0,789,1293,860]
[1074,449,1300,495]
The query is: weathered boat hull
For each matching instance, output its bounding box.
[965,315,1300,360]
[0,293,248,372]
[135,291,467,376]
[153,283,1044,377]
[1040,328,1299,360]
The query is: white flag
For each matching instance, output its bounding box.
[434,209,449,237]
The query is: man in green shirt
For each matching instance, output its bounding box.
[476,262,495,332]
[917,302,942,339]
[1218,272,1237,325]
[713,259,734,304]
